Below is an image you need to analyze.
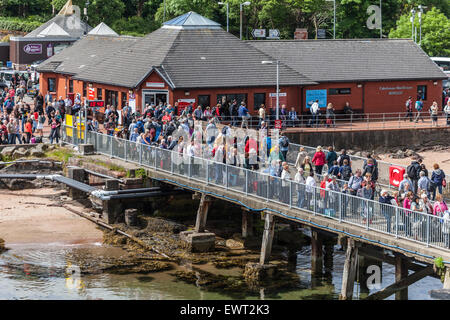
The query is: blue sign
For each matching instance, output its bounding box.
[306,89,327,108]
[6,61,12,68]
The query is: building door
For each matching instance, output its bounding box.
[142,90,168,108]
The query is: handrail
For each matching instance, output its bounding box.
[62,125,450,252]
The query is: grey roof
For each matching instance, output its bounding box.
[38,12,315,89]
[162,11,222,30]
[88,23,118,36]
[248,39,448,82]
[70,27,314,88]
[25,13,92,39]
[37,35,139,75]
[37,22,70,37]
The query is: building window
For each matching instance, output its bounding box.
[329,88,351,95]
[83,82,87,97]
[69,80,73,93]
[48,78,56,92]
[217,94,247,106]
[97,88,103,100]
[417,85,427,100]
[121,92,127,107]
[254,93,266,110]
[198,95,210,108]
[105,89,118,107]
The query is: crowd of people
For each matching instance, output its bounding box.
[80,97,450,246]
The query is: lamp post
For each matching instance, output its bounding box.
[410,8,416,41]
[380,0,382,38]
[262,60,279,121]
[326,0,336,39]
[218,2,229,32]
[418,5,427,46]
[240,1,250,40]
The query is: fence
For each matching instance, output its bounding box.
[287,142,450,198]
[62,125,450,251]
[208,111,450,131]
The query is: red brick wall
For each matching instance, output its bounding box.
[39,71,443,116]
[302,80,443,114]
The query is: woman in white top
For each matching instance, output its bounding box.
[280,163,291,204]
[295,168,306,208]
[444,99,450,126]
[295,146,308,170]
[429,101,439,127]
[305,171,316,210]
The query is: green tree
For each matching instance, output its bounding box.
[389,7,450,56]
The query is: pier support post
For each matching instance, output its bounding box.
[444,268,450,290]
[180,194,215,253]
[242,210,254,238]
[67,167,86,200]
[259,213,275,265]
[323,242,334,277]
[339,238,358,300]
[105,179,119,191]
[311,229,323,275]
[194,194,212,233]
[395,255,409,300]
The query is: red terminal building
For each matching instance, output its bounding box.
[37,11,447,116]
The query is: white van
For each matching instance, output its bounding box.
[430,57,450,89]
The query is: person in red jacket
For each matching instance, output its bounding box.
[312,145,326,174]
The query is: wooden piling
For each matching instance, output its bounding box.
[311,230,323,275]
[194,194,212,233]
[444,268,450,290]
[340,238,358,300]
[395,255,409,300]
[259,213,275,265]
[67,167,86,200]
[242,210,254,238]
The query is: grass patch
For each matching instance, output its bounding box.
[92,160,126,173]
[44,148,75,162]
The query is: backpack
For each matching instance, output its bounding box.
[407,164,417,179]
[280,137,289,148]
[428,179,436,193]
[338,154,350,167]
[341,166,352,180]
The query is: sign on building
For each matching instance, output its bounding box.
[294,28,308,40]
[23,44,42,54]
[252,29,266,38]
[146,82,165,88]
[317,29,326,39]
[306,89,327,108]
[88,87,95,100]
[267,29,280,39]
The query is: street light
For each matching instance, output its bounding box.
[326,0,336,39]
[418,5,427,46]
[262,60,280,121]
[240,1,251,40]
[410,8,416,41]
[218,2,229,33]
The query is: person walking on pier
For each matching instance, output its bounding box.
[312,146,326,175]
[404,96,413,122]
[431,164,446,200]
[305,171,316,211]
[295,147,308,170]
[281,162,291,204]
[429,101,439,127]
[295,168,306,208]
[326,146,337,171]
[444,99,450,126]
[279,135,290,161]
[379,190,395,233]
[414,98,424,123]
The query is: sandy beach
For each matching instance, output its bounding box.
[0,188,103,245]
[379,148,450,174]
